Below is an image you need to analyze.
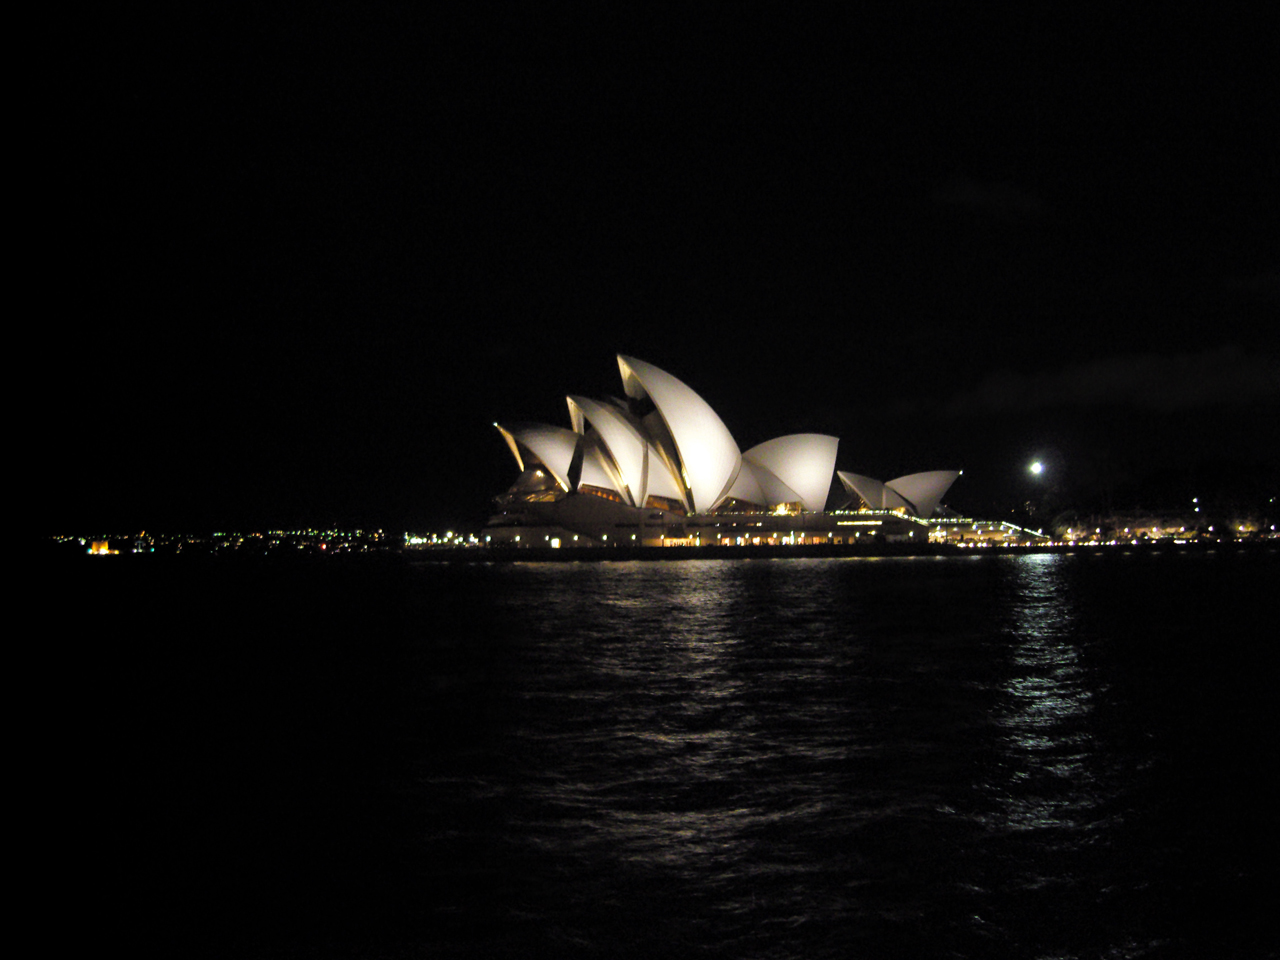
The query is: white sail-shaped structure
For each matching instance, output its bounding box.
[836,472,906,512]
[494,355,955,524]
[567,396,649,506]
[617,355,741,514]
[494,422,580,492]
[725,459,796,508]
[884,470,961,519]
[742,434,839,513]
[837,469,960,517]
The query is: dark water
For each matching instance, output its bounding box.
[81,550,1277,958]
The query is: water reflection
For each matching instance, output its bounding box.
[471,560,878,952]
[413,555,1216,958]
[508,562,832,862]
[991,554,1103,834]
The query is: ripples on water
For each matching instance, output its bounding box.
[93,551,1276,958]
[400,553,1276,959]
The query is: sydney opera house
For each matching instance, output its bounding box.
[486,355,976,548]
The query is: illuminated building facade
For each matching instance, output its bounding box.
[487,355,960,546]
[835,470,961,518]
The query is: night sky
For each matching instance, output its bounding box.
[54,11,1277,534]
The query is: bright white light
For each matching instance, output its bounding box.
[1029,461,1044,475]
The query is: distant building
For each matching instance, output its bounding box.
[487,356,964,547]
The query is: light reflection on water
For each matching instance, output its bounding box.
[991,553,1105,836]
[408,552,1276,959]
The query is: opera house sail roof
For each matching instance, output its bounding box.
[836,470,961,518]
[617,355,742,514]
[492,354,959,525]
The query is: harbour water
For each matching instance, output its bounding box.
[81,549,1276,957]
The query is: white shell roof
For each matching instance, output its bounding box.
[498,358,857,517]
[837,471,910,511]
[886,470,960,518]
[837,469,960,516]
[494,422,579,492]
[727,459,801,508]
[724,460,765,505]
[617,355,741,513]
[644,442,684,502]
[579,440,627,496]
[743,434,839,513]
[567,395,647,507]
